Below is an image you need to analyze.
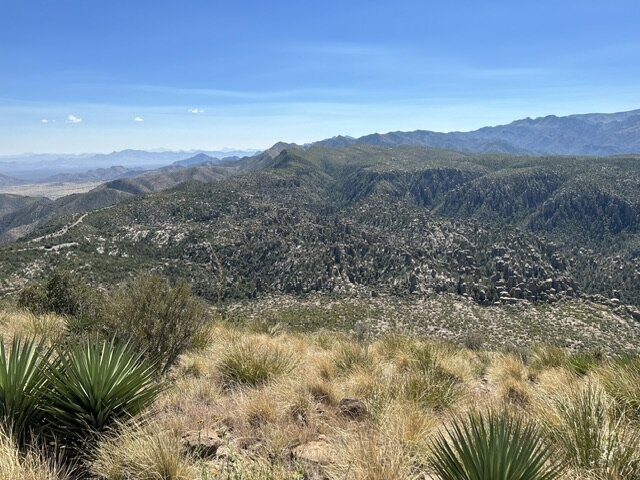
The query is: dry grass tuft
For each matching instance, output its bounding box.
[598,356,640,416]
[0,430,69,480]
[328,430,418,480]
[0,309,65,345]
[90,423,197,480]
[536,382,640,479]
[217,337,297,388]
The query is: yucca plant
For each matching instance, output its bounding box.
[431,411,563,480]
[45,338,162,442]
[0,337,51,444]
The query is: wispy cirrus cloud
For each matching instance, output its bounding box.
[285,41,393,57]
[189,108,204,114]
[134,116,144,122]
[461,67,546,79]
[66,114,82,124]
[123,84,358,101]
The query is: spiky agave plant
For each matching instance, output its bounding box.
[0,337,51,444]
[45,338,161,443]
[431,411,563,480]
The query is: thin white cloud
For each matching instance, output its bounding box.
[126,84,357,101]
[66,114,82,124]
[41,119,49,124]
[134,116,144,122]
[189,108,204,114]
[287,42,392,57]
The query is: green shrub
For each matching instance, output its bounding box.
[42,272,84,317]
[17,284,49,315]
[17,271,105,332]
[431,411,563,480]
[218,340,296,388]
[45,338,161,443]
[104,275,210,374]
[0,337,51,444]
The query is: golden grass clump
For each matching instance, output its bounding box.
[0,430,68,480]
[217,336,298,388]
[376,399,436,455]
[328,430,417,480]
[152,376,223,435]
[90,424,197,480]
[0,309,65,345]
[332,342,374,375]
[535,382,640,479]
[597,356,640,416]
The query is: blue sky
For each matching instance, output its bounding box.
[1,0,639,154]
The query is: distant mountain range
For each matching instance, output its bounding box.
[2,107,640,247]
[44,166,144,183]
[33,153,233,184]
[171,153,231,167]
[0,173,24,187]
[0,148,259,182]
[311,109,640,156]
[2,109,639,185]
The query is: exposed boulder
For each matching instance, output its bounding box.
[292,435,333,465]
[338,398,368,420]
[181,429,223,458]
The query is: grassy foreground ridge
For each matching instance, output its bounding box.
[0,275,639,479]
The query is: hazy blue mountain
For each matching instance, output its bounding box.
[43,166,143,183]
[0,148,258,182]
[0,173,24,187]
[172,153,223,167]
[312,109,640,155]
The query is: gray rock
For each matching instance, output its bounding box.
[338,398,368,420]
[181,429,222,458]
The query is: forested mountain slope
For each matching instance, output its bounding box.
[1,145,638,309]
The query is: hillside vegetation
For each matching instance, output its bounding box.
[0,162,240,244]
[1,146,639,309]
